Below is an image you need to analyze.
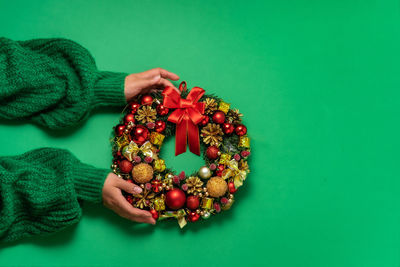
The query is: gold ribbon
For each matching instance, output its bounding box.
[122,141,158,161]
[158,209,187,228]
[222,159,248,188]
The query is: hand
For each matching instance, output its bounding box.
[102,172,156,225]
[124,68,180,101]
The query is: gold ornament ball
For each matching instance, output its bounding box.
[131,163,154,184]
[206,177,228,197]
[198,166,212,179]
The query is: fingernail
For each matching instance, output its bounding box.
[133,186,142,194]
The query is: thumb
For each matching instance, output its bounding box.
[116,178,143,195]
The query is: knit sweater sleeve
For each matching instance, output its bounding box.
[0,37,127,130]
[0,147,110,243]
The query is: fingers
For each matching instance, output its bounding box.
[157,78,175,89]
[114,177,142,195]
[115,193,156,224]
[140,67,180,81]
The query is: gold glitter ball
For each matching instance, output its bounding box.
[206,177,228,197]
[131,163,154,184]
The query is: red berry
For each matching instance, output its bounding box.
[188,211,200,222]
[126,195,134,204]
[130,102,141,113]
[155,121,166,132]
[241,150,250,157]
[149,209,159,220]
[222,122,234,134]
[214,203,221,213]
[156,104,169,115]
[173,176,180,184]
[200,115,210,126]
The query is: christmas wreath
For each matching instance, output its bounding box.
[111,82,251,228]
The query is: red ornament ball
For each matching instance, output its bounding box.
[156,104,169,116]
[206,146,220,160]
[149,209,159,220]
[186,195,200,210]
[228,181,237,194]
[235,124,247,136]
[115,124,125,136]
[130,125,149,145]
[119,160,133,173]
[155,120,166,133]
[124,113,135,125]
[212,111,225,124]
[141,95,153,105]
[165,188,186,210]
[130,102,141,113]
[222,122,235,134]
[200,115,210,126]
[188,211,200,222]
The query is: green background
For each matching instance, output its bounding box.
[0,0,399,266]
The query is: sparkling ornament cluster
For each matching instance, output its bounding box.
[111,89,251,228]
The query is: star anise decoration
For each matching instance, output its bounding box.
[134,188,155,209]
[185,177,204,195]
[135,106,157,123]
[201,123,223,146]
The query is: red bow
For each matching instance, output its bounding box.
[162,81,205,156]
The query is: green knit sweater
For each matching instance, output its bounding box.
[0,37,127,242]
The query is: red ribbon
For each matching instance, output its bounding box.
[162,82,205,156]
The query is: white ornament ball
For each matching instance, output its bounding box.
[202,211,211,219]
[198,166,212,179]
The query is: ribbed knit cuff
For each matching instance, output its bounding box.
[71,161,110,203]
[92,71,128,108]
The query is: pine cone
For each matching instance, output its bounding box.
[204,98,218,115]
[227,109,243,124]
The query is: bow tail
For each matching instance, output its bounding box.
[175,116,188,156]
[187,119,201,155]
